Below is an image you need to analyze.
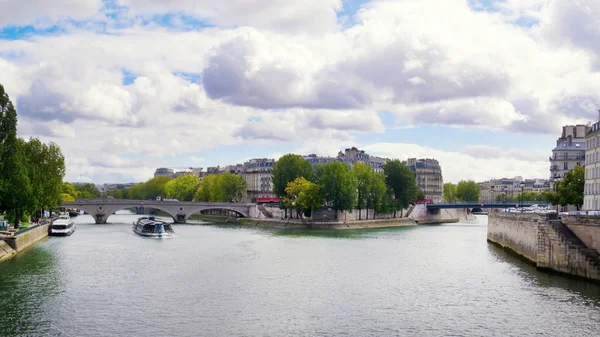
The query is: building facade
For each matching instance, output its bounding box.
[478,177,550,202]
[154,167,174,178]
[405,158,444,203]
[584,113,600,211]
[244,158,276,201]
[550,125,587,190]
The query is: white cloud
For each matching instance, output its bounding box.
[0,0,102,27]
[364,142,549,183]
[1,0,600,183]
[118,0,342,34]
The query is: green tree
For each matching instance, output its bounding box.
[283,177,324,216]
[369,173,392,217]
[383,160,416,217]
[443,183,458,202]
[195,175,216,202]
[318,162,357,218]
[75,183,101,199]
[271,154,313,197]
[456,180,480,202]
[164,174,200,201]
[414,189,425,201]
[352,162,373,220]
[215,173,247,202]
[106,189,123,199]
[23,138,65,217]
[0,86,32,227]
[61,193,75,202]
[141,176,172,199]
[556,166,584,210]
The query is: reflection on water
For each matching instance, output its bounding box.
[0,213,599,337]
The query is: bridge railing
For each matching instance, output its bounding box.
[426,201,548,206]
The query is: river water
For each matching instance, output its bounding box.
[1,212,600,336]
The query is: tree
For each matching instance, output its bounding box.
[164,174,200,201]
[443,183,458,202]
[414,189,425,201]
[215,173,247,202]
[61,193,75,202]
[369,172,392,217]
[556,166,584,210]
[141,176,172,199]
[271,154,313,197]
[195,175,216,202]
[352,162,373,220]
[75,183,101,199]
[318,162,357,217]
[0,86,32,227]
[283,177,324,217]
[23,138,65,217]
[456,180,480,202]
[383,160,416,217]
[106,189,123,199]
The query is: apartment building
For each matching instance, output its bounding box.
[584,112,600,211]
[550,125,587,190]
[244,158,276,201]
[405,158,444,203]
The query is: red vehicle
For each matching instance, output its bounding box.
[411,199,433,205]
[256,197,281,204]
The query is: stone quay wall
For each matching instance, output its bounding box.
[487,213,543,262]
[0,240,17,262]
[488,213,600,281]
[4,224,50,253]
[561,215,600,254]
[409,205,474,224]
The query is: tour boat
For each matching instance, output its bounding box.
[49,214,76,236]
[132,217,175,238]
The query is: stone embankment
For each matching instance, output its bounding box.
[487,213,600,281]
[0,223,50,262]
[238,217,415,230]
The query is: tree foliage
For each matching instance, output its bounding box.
[456,180,480,202]
[106,189,123,199]
[0,85,32,226]
[443,183,458,202]
[164,174,200,201]
[194,173,247,202]
[555,166,584,210]
[317,162,357,213]
[271,154,313,198]
[74,183,101,199]
[283,177,323,214]
[383,160,417,214]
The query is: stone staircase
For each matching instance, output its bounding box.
[404,204,415,218]
[257,205,274,219]
[537,219,600,281]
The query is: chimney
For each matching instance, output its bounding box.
[568,135,573,146]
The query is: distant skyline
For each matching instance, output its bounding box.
[1,0,599,184]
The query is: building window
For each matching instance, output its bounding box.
[577,162,581,167]
[564,153,568,159]
[564,162,568,170]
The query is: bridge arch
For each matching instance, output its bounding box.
[61,200,253,224]
[182,206,248,221]
[75,203,181,224]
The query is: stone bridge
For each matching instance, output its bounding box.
[61,199,253,224]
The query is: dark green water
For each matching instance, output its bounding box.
[1,212,600,336]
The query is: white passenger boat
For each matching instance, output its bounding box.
[132,217,175,238]
[50,214,76,236]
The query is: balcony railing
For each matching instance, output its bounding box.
[550,165,560,171]
[550,156,585,161]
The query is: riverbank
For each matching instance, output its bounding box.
[487,213,600,282]
[0,223,50,262]
[237,217,416,230]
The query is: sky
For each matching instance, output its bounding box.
[1,0,599,184]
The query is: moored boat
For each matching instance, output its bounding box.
[50,214,76,236]
[132,217,175,238]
